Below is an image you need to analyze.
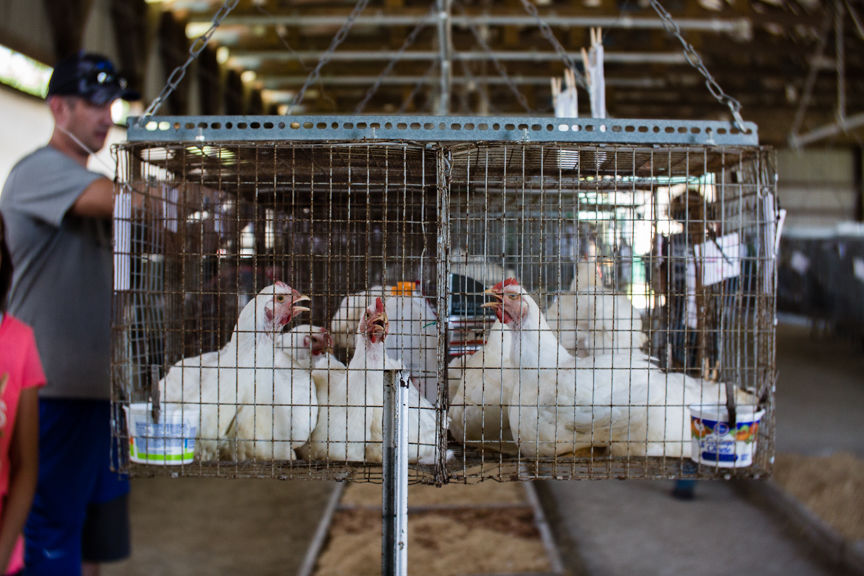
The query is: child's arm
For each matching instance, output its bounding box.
[0,387,39,572]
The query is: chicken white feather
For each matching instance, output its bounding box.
[329,285,438,403]
[159,282,317,461]
[490,278,756,459]
[546,260,646,354]
[447,320,516,452]
[306,298,440,463]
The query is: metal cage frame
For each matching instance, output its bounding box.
[112,115,776,484]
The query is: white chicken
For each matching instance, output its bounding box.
[159,282,317,461]
[546,259,646,354]
[486,279,628,458]
[277,324,347,387]
[447,320,516,452]
[305,298,440,464]
[329,285,438,403]
[489,278,756,459]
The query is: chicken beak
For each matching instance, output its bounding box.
[368,311,389,343]
[291,294,311,314]
[482,287,503,309]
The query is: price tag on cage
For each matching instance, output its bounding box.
[161,184,179,233]
[113,191,131,291]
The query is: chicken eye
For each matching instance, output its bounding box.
[506,293,520,300]
[276,295,286,303]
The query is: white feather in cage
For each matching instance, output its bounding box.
[158,282,317,461]
[330,284,439,403]
[302,298,440,464]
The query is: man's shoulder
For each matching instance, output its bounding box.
[10,146,71,173]
[5,147,57,189]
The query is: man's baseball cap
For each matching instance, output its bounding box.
[47,52,140,105]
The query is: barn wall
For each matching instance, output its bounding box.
[777,148,859,231]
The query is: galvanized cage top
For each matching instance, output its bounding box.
[112,115,777,484]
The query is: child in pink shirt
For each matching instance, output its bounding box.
[0,212,44,575]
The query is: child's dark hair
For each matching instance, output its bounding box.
[0,211,12,312]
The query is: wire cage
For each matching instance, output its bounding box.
[111,116,777,483]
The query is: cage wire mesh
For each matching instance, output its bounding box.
[112,137,777,483]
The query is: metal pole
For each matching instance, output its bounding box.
[193,13,750,34]
[436,0,453,115]
[382,370,408,576]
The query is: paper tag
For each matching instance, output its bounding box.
[162,185,179,233]
[775,208,786,255]
[113,192,132,291]
[694,233,740,286]
[686,257,698,328]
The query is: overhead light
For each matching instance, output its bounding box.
[217,46,230,64]
[185,22,211,39]
[241,70,257,84]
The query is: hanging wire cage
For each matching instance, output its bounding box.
[110,116,777,484]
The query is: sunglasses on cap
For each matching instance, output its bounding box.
[47,53,140,105]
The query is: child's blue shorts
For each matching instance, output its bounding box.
[23,399,130,575]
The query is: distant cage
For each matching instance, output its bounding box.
[111,117,777,483]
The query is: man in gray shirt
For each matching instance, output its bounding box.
[0,52,138,576]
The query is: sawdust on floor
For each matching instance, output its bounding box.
[773,452,864,542]
[313,482,553,576]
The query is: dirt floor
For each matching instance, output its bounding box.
[102,477,337,576]
[313,482,554,576]
[772,452,864,542]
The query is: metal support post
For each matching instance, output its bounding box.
[436,0,453,115]
[382,370,409,576]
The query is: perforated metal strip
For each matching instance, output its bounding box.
[127,115,759,145]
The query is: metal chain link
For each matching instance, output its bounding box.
[291,0,371,110]
[139,0,239,124]
[649,0,746,130]
[355,6,435,113]
[518,0,588,90]
[456,2,533,113]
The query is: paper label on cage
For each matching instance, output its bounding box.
[789,251,810,275]
[775,208,786,255]
[854,258,864,283]
[113,192,131,291]
[162,185,179,233]
[694,233,740,286]
[686,258,698,329]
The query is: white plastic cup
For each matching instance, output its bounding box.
[124,402,199,465]
[689,404,764,468]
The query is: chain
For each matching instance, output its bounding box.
[139,0,239,125]
[457,2,532,113]
[518,0,588,90]
[648,0,746,130]
[291,0,371,110]
[355,6,435,114]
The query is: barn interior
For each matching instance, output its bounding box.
[0,1,862,575]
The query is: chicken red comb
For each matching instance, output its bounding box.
[492,278,520,291]
[374,297,385,312]
[275,280,288,289]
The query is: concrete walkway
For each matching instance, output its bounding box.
[536,321,864,576]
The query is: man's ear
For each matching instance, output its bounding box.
[48,95,75,120]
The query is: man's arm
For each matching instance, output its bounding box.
[70,177,114,219]
[70,178,156,219]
